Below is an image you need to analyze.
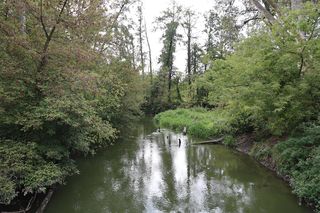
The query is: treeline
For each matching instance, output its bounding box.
[0,0,146,207]
[152,0,320,210]
[142,0,251,113]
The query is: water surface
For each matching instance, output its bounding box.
[46,118,312,213]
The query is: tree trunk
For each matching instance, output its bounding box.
[250,0,276,23]
[138,5,145,78]
[167,36,174,103]
[131,37,136,70]
[176,77,182,102]
[187,24,191,86]
[144,21,153,83]
[36,0,68,98]
[19,1,26,34]
[35,190,54,213]
[37,0,68,74]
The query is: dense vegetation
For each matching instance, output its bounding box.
[0,0,145,207]
[273,125,320,209]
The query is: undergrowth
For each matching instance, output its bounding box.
[154,108,231,138]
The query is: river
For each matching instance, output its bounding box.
[46,118,312,213]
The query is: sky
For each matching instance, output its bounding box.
[141,0,217,73]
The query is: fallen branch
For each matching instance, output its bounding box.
[192,137,224,145]
[35,189,54,213]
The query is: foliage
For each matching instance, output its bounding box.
[196,3,320,135]
[250,142,273,161]
[203,0,240,62]
[0,140,77,204]
[0,0,144,205]
[155,108,231,138]
[222,135,236,147]
[273,124,320,211]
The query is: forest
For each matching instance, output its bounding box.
[0,0,320,212]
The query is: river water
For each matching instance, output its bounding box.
[46,118,312,213]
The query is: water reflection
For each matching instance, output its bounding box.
[46,120,312,213]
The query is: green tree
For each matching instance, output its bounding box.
[155,0,182,105]
[181,8,197,87]
[0,0,144,205]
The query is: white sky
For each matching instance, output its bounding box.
[141,0,217,73]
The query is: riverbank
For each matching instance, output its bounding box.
[155,108,320,212]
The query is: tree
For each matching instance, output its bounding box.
[190,43,204,75]
[203,1,240,70]
[249,0,317,25]
[182,8,197,87]
[144,20,153,83]
[0,0,144,206]
[155,0,182,104]
[137,1,146,78]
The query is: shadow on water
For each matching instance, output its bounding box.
[46,117,312,213]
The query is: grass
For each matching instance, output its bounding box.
[154,108,231,139]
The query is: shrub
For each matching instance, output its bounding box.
[223,135,236,147]
[0,140,77,204]
[273,125,320,210]
[250,142,272,161]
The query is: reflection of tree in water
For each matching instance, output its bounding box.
[114,128,257,212]
[47,120,311,213]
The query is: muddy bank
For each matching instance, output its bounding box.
[235,134,278,171]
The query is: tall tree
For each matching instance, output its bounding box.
[155,0,182,103]
[190,43,203,75]
[137,1,145,78]
[203,1,240,70]
[182,8,197,87]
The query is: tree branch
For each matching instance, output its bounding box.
[298,16,319,77]
[237,15,261,29]
[99,0,131,53]
[37,0,69,73]
[40,0,49,38]
[250,0,277,24]
[265,0,281,16]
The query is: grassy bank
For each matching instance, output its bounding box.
[155,108,320,212]
[154,108,231,139]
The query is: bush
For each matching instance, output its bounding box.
[0,140,77,204]
[250,142,272,161]
[223,135,236,147]
[273,125,320,210]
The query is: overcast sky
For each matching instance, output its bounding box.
[140,0,217,73]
